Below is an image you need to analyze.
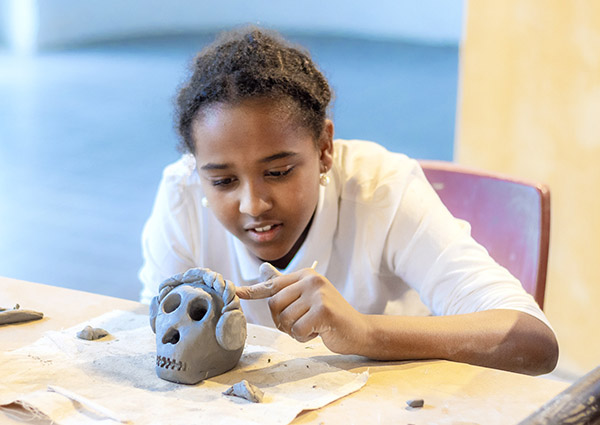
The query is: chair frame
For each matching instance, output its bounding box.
[419,160,550,310]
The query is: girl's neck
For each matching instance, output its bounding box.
[261,213,315,270]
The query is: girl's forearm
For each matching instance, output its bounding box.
[358,309,558,375]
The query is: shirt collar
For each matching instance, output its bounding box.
[233,179,338,282]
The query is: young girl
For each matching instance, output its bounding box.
[139,27,558,375]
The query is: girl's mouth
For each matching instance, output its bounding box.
[247,223,281,243]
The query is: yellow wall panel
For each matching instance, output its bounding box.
[457,1,600,377]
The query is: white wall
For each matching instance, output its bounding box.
[3,0,464,52]
[0,0,6,48]
[1,0,37,52]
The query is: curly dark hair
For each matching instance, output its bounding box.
[175,26,332,154]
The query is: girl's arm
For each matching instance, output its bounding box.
[361,308,558,375]
[236,268,558,376]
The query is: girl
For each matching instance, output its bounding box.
[140,27,558,375]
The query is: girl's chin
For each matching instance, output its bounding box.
[252,247,295,269]
[254,251,288,263]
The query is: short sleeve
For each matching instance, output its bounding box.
[385,161,551,328]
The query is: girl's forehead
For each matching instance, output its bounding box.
[192,100,316,160]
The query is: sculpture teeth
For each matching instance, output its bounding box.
[156,355,185,371]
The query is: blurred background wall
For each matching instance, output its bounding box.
[456,0,600,379]
[1,0,463,51]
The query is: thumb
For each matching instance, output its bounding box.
[259,262,282,281]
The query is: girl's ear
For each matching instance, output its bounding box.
[318,120,334,173]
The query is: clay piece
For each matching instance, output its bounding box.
[406,398,425,408]
[77,325,109,340]
[149,267,247,384]
[0,304,43,325]
[223,380,264,403]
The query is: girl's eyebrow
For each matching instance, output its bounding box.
[260,151,297,163]
[200,151,297,171]
[200,162,229,170]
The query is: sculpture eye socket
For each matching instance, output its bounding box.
[163,293,181,314]
[188,298,208,321]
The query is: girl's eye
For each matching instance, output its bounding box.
[266,166,295,178]
[211,177,236,187]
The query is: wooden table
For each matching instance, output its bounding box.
[1,276,569,424]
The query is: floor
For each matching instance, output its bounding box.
[0,33,459,301]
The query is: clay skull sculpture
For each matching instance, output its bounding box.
[149,268,247,384]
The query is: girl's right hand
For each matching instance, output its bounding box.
[236,265,369,355]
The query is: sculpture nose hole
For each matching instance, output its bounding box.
[188,298,208,321]
[162,293,181,314]
[162,328,180,345]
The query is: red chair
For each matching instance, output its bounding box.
[419,160,550,310]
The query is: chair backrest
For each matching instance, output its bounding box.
[419,160,550,310]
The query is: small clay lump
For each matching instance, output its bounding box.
[223,380,264,403]
[77,325,109,340]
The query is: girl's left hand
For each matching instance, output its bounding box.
[236,266,368,355]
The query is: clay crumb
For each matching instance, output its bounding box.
[77,325,109,340]
[223,380,264,403]
[406,398,424,408]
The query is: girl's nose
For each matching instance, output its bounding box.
[238,183,272,217]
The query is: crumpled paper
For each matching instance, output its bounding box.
[0,311,368,425]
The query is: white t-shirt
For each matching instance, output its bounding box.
[139,139,551,328]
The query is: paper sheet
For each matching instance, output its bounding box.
[0,311,368,425]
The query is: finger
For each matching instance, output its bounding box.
[293,331,319,344]
[291,308,334,342]
[235,273,300,300]
[235,285,256,299]
[235,279,277,299]
[267,281,303,317]
[270,289,308,334]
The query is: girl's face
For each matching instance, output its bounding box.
[192,99,333,267]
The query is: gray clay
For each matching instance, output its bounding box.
[406,399,424,408]
[0,304,43,325]
[223,379,264,403]
[149,267,247,384]
[77,325,109,340]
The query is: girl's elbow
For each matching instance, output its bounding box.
[522,325,559,376]
[536,332,559,375]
